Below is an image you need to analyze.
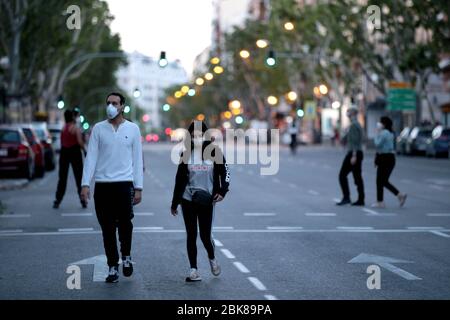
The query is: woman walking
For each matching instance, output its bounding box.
[53,110,86,209]
[171,121,230,282]
[372,116,407,208]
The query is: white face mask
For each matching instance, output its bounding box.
[106,104,120,120]
[376,122,384,130]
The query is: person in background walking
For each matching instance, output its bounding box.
[372,116,407,208]
[80,92,144,283]
[171,121,230,282]
[336,106,365,206]
[53,110,86,209]
[288,119,298,155]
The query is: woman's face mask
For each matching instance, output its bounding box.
[106,103,120,120]
[376,122,384,130]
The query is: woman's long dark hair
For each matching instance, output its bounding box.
[380,116,393,133]
[182,121,216,162]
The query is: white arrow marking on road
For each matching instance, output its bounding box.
[348,253,422,280]
[427,213,450,217]
[430,230,450,238]
[70,255,109,282]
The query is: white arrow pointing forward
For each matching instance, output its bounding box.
[70,255,109,282]
[348,253,422,280]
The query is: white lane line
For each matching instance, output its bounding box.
[267,226,303,230]
[0,214,31,218]
[244,212,276,216]
[308,190,319,196]
[58,228,93,232]
[407,226,445,230]
[213,239,223,247]
[134,227,164,230]
[288,183,297,188]
[362,208,379,215]
[305,213,336,217]
[272,178,281,183]
[220,249,235,259]
[264,295,278,300]
[134,212,155,216]
[61,213,93,217]
[429,184,444,191]
[248,277,267,291]
[213,226,234,230]
[430,230,450,238]
[427,213,450,217]
[0,229,23,233]
[233,261,250,273]
[337,226,374,230]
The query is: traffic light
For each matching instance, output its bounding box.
[159,51,168,68]
[266,50,276,67]
[57,95,65,109]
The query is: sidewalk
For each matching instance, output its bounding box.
[0,179,30,191]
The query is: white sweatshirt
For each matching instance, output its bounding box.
[81,119,144,189]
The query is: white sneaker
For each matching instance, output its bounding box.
[186,268,202,282]
[209,259,221,276]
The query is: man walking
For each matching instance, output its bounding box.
[80,92,144,283]
[336,106,365,206]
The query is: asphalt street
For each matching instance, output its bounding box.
[1,143,450,300]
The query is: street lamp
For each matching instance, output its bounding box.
[205,73,214,81]
[332,101,341,109]
[133,88,141,98]
[286,91,298,102]
[210,57,220,65]
[181,85,190,94]
[239,50,250,59]
[174,91,183,99]
[266,50,276,66]
[319,84,328,95]
[159,51,168,68]
[213,66,224,74]
[229,100,241,109]
[195,77,205,86]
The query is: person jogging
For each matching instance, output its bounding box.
[53,109,85,209]
[372,116,407,208]
[171,121,230,282]
[80,92,144,283]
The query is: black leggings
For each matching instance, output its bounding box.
[55,146,83,204]
[376,153,399,202]
[181,199,215,269]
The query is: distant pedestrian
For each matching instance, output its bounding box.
[80,92,144,283]
[372,116,407,208]
[171,121,230,282]
[53,110,86,209]
[336,106,365,206]
[288,120,298,154]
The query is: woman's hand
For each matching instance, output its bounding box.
[171,207,178,216]
[213,194,224,203]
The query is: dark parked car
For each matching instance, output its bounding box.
[0,126,35,179]
[396,127,411,155]
[20,124,46,178]
[31,122,55,171]
[405,127,432,155]
[426,126,450,158]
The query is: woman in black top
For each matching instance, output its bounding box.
[171,121,230,282]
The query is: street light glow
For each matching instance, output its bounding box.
[256,39,269,48]
[181,85,190,94]
[162,104,170,111]
[195,77,205,86]
[287,91,298,102]
[224,111,232,119]
[174,91,183,98]
[133,88,141,98]
[229,100,241,109]
[267,96,278,105]
[332,101,341,109]
[196,113,205,121]
[319,84,328,95]
[313,86,321,97]
[239,50,250,59]
[205,73,214,80]
[213,66,224,74]
[188,89,196,96]
[210,57,220,65]
[284,22,295,31]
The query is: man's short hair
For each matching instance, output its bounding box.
[106,92,125,105]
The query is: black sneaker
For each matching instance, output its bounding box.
[105,266,119,283]
[336,199,351,206]
[122,256,133,277]
[351,200,365,206]
[53,201,60,209]
[81,200,87,209]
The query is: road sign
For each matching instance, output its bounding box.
[304,100,316,120]
[387,87,416,111]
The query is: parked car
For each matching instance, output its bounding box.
[20,124,46,178]
[0,125,35,179]
[47,123,63,153]
[396,127,411,155]
[31,122,56,171]
[405,127,432,155]
[426,126,450,158]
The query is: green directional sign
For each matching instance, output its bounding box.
[387,88,416,111]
